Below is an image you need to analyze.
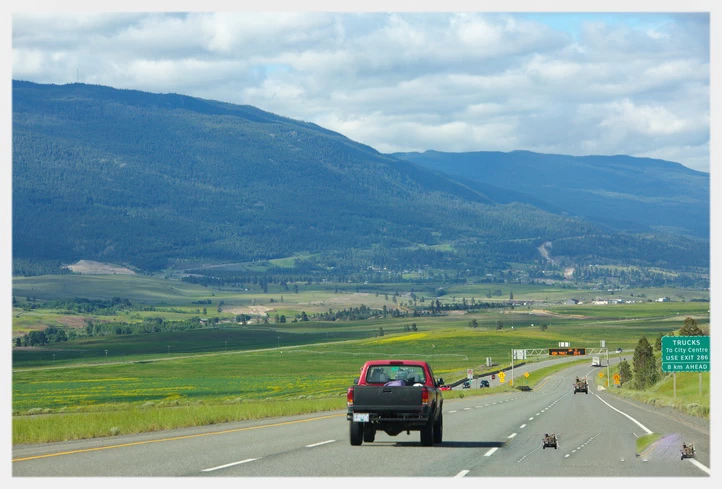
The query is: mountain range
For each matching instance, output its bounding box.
[12,80,709,276]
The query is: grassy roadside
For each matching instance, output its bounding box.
[597,367,709,419]
[636,433,663,455]
[13,356,593,445]
[13,397,347,445]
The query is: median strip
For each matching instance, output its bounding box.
[12,413,343,463]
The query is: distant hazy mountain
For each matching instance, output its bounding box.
[12,81,708,272]
[393,150,709,239]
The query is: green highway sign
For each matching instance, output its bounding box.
[661,336,710,372]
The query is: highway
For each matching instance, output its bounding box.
[12,360,710,477]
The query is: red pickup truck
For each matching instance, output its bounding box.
[346,360,444,446]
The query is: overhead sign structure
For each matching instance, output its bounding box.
[513,349,527,360]
[549,348,586,356]
[662,336,710,372]
[559,342,570,348]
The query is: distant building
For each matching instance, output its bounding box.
[565,299,579,305]
[656,297,670,302]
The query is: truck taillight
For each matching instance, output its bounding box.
[421,386,429,406]
[347,387,354,406]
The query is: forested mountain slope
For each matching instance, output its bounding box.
[393,150,709,239]
[12,81,708,273]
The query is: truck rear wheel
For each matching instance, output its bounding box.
[433,413,443,443]
[363,423,376,443]
[350,422,363,446]
[420,418,434,446]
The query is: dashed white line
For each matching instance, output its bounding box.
[454,470,470,478]
[565,454,570,458]
[449,410,458,413]
[202,458,259,472]
[464,408,471,411]
[519,424,527,429]
[508,433,518,439]
[484,447,499,457]
[536,412,540,415]
[305,440,335,448]
[529,417,534,421]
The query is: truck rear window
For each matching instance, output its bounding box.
[366,365,426,385]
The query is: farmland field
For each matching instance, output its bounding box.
[11,273,710,443]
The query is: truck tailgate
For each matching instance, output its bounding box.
[353,386,424,412]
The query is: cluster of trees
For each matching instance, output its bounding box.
[13,259,74,277]
[620,317,707,390]
[425,299,507,314]
[17,297,134,315]
[15,325,70,347]
[80,316,219,338]
[309,305,383,321]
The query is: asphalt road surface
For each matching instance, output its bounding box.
[13,360,710,477]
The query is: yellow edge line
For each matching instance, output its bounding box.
[13,413,344,462]
[535,376,554,389]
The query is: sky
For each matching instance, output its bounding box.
[7,4,714,173]
[2,2,721,486]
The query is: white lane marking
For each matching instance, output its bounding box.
[464,408,471,411]
[508,433,517,439]
[454,470,470,478]
[632,432,638,438]
[536,412,541,415]
[449,410,458,413]
[484,447,499,457]
[593,394,652,434]
[202,458,259,472]
[529,417,534,420]
[688,459,712,475]
[519,424,527,429]
[475,406,482,408]
[305,439,335,448]
[565,454,570,458]
[518,447,539,462]
[577,447,581,450]
[484,404,490,407]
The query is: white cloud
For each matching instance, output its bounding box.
[10,11,711,172]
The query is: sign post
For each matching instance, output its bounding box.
[467,368,474,380]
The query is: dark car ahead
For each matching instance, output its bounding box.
[479,380,490,388]
[462,381,471,389]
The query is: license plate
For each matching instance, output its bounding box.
[353,413,370,422]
